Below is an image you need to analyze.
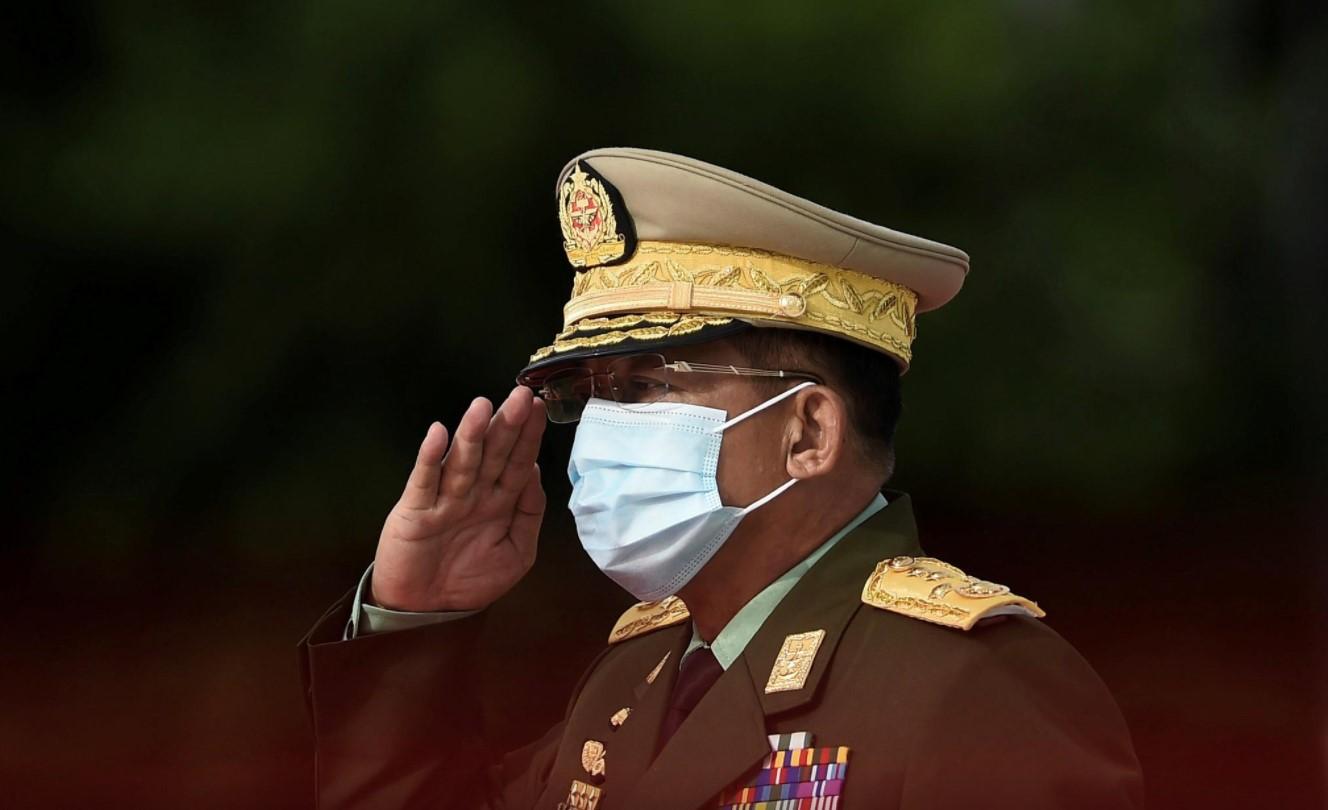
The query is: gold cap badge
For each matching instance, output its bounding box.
[559,162,633,268]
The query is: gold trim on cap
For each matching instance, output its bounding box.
[558,241,917,365]
[528,314,735,365]
[553,311,719,339]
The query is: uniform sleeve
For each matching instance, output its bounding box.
[899,619,1145,810]
[344,563,479,639]
[299,591,562,809]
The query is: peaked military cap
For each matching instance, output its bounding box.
[518,147,970,380]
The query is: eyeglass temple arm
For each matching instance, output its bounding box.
[665,360,795,378]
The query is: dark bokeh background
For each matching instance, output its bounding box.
[5,2,1325,808]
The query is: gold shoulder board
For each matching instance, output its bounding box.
[861,556,1045,631]
[608,596,691,644]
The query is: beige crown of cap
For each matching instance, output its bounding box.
[522,147,970,375]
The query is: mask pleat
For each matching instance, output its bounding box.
[567,393,799,600]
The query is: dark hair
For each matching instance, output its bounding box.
[727,328,903,479]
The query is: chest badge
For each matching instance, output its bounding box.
[645,651,671,685]
[556,779,602,810]
[764,629,826,694]
[609,707,631,729]
[581,739,607,779]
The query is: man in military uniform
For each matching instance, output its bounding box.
[300,148,1144,809]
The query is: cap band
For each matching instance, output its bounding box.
[559,241,918,365]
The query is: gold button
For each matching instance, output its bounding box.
[778,293,807,317]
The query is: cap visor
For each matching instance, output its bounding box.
[518,315,751,382]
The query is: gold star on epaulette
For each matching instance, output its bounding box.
[861,556,1045,630]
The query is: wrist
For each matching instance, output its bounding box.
[368,580,479,613]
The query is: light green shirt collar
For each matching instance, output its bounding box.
[684,493,887,670]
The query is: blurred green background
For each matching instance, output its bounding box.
[4,2,1324,808]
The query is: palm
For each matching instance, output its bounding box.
[373,387,548,612]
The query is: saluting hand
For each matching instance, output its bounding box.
[371,386,548,612]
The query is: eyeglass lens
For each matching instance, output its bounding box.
[538,354,672,423]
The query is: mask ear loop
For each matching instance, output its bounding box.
[710,380,817,514]
[739,476,800,515]
[710,380,817,433]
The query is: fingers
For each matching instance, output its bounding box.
[400,422,449,509]
[508,464,545,569]
[475,387,533,488]
[497,396,547,492]
[440,396,494,499]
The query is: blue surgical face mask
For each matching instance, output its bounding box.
[567,381,816,602]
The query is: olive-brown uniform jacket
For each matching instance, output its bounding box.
[300,495,1144,809]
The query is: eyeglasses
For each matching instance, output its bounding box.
[522,352,822,423]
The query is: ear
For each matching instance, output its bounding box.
[785,386,850,480]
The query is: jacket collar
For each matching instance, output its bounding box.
[749,491,923,715]
[619,492,924,809]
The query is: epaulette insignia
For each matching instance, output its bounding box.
[861,556,1045,631]
[608,596,690,644]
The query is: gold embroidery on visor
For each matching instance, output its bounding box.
[553,311,698,340]
[528,315,733,364]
